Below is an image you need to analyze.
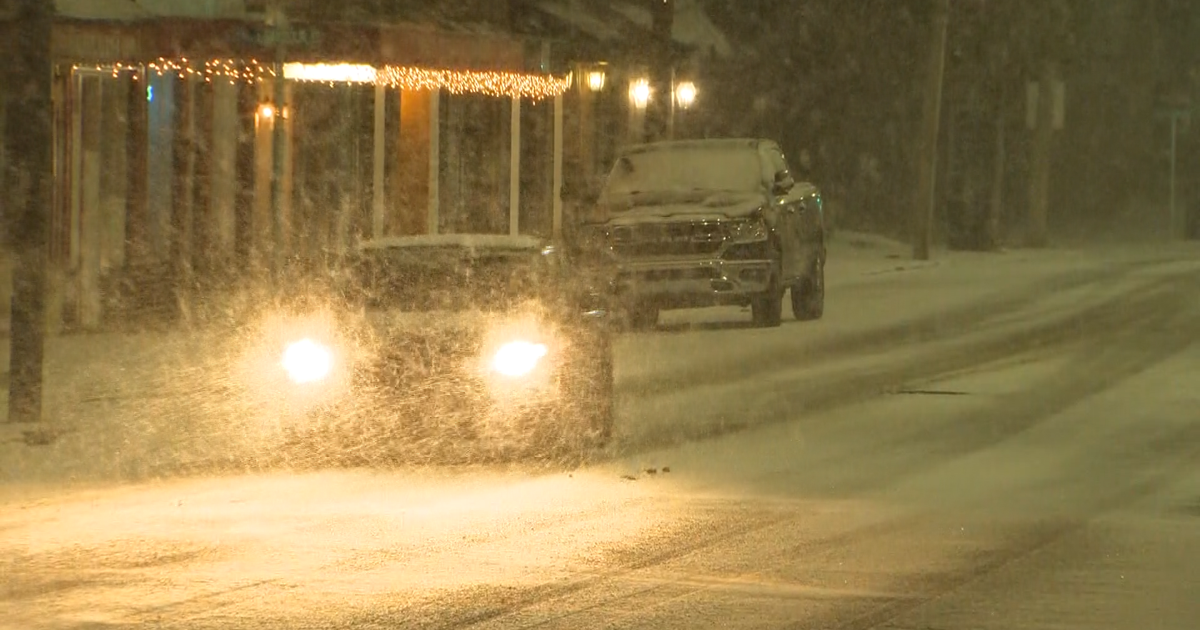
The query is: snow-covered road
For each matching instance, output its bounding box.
[2,238,1200,629]
[3,234,1193,482]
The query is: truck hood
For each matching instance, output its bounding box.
[363,305,552,344]
[366,309,490,334]
[602,191,765,224]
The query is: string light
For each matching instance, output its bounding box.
[375,66,568,100]
[75,57,570,100]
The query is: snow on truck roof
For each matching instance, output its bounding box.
[620,138,780,155]
[357,234,547,252]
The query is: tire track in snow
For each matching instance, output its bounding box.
[615,269,1193,456]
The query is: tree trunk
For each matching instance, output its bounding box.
[911,0,950,260]
[4,0,54,424]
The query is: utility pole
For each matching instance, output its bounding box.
[1026,60,1057,247]
[1170,112,1178,236]
[645,0,674,143]
[4,0,54,425]
[912,0,950,261]
[1156,105,1192,239]
[986,42,1009,252]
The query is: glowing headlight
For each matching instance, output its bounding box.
[490,340,549,378]
[726,218,768,242]
[281,338,334,384]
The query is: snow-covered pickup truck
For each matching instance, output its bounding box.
[585,138,826,329]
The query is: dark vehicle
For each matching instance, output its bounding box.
[587,138,826,328]
[272,234,615,463]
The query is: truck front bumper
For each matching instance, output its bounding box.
[613,258,775,308]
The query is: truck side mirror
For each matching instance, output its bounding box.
[773,170,795,195]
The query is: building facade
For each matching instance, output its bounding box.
[1,0,730,332]
[3,1,573,331]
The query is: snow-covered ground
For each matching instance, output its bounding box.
[1,233,1197,487]
[1,272,1197,629]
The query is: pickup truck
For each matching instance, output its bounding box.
[583,138,826,329]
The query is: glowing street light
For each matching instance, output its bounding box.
[256,102,277,129]
[586,70,607,92]
[629,78,651,109]
[675,81,697,108]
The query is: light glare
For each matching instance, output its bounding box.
[587,70,606,92]
[282,338,334,384]
[675,81,697,108]
[629,78,651,108]
[283,62,378,83]
[491,341,549,378]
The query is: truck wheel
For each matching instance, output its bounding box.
[751,269,783,328]
[792,258,825,321]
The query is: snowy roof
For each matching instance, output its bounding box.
[607,0,732,58]
[524,0,733,59]
[533,0,624,42]
[358,234,548,252]
[54,0,247,20]
[623,138,778,155]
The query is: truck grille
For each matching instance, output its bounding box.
[609,222,724,257]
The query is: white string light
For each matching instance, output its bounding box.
[75,57,571,100]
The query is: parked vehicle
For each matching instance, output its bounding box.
[585,138,826,328]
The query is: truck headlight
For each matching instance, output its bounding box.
[490,340,549,378]
[281,338,334,384]
[726,218,768,242]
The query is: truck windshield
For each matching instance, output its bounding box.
[603,146,763,199]
[348,247,551,312]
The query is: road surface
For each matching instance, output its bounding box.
[2,247,1199,629]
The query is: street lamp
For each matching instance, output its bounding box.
[629,78,651,109]
[674,81,697,109]
[587,69,606,92]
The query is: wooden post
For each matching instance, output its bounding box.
[79,75,103,330]
[192,81,214,281]
[100,74,128,272]
[509,96,521,236]
[171,75,196,321]
[552,93,564,239]
[68,71,82,272]
[125,68,149,266]
[372,82,386,239]
[427,89,440,235]
[209,76,238,268]
[253,82,274,270]
[234,81,257,275]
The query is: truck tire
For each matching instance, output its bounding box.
[751,266,784,327]
[792,258,825,321]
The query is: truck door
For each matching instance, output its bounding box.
[763,145,804,283]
